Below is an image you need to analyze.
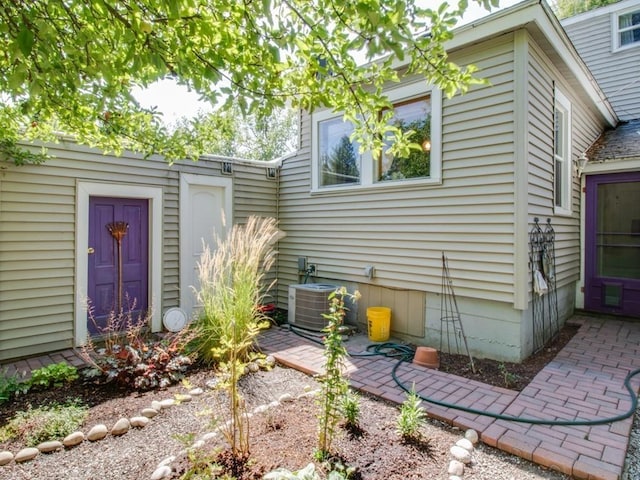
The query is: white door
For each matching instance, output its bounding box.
[180,174,233,319]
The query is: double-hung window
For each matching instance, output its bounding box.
[614,7,640,50]
[312,81,442,192]
[554,88,572,215]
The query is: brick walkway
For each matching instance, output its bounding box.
[2,349,87,380]
[257,316,640,480]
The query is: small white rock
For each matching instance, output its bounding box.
[205,378,218,389]
[151,465,172,480]
[0,451,14,466]
[111,417,130,436]
[456,438,474,453]
[265,355,276,367]
[200,432,218,442]
[189,387,204,396]
[448,459,465,476]
[247,362,260,373]
[142,408,159,418]
[253,404,269,414]
[151,400,163,411]
[130,416,151,428]
[37,440,63,453]
[303,385,314,392]
[449,476,463,480]
[159,398,175,408]
[87,424,108,441]
[190,440,205,449]
[268,400,280,409]
[175,394,192,403]
[450,445,472,464]
[15,447,39,463]
[157,455,176,467]
[278,393,294,403]
[63,431,85,447]
[465,428,479,445]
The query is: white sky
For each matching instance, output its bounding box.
[133,0,523,123]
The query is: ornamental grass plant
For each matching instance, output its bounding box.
[191,215,281,365]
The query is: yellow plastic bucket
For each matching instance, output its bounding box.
[367,307,391,342]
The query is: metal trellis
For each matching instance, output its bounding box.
[529,217,559,352]
[440,252,476,373]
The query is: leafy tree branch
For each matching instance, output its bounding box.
[0,0,498,164]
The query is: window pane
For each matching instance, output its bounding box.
[596,181,640,279]
[378,97,431,182]
[318,118,360,187]
[555,159,563,207]
[619,11,640,46]
[554,110,563,156]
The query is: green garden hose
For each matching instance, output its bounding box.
[285,324,640,427]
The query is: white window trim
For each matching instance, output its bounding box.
[311,81,442,193]
[611,6,640,52]
[554,88,572,216]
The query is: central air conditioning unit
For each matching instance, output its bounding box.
[288,283,338,331]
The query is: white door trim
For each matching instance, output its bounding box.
[75,181,163,346]
[179,173,233,314]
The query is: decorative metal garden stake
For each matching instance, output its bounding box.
[106,221,129,313]
[440,252,476,374]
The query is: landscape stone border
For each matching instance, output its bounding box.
[0,355,279,469]
[0,385,206,467]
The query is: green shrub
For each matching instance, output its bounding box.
[0,400,88,446]
[265,462,352,480]
[397,386,427,442]
[81,307,196,390]
[191,216,280,365]
[0,368,28,404]
[341,389,361,429]
[316,287,360,460]
[28,362,78,390]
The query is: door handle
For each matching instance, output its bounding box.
[88,247,95,254]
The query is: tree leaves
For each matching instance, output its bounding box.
[16,27,34,57]
[0,0,490,165]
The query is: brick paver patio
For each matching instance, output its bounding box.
[258,315,640,480]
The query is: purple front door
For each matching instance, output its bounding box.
[585,172,640,317]
[88,197,149,334]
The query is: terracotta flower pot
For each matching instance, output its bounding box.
[413,346,439,369]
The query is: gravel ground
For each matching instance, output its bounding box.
[623,406,640,480]
[0,365,637,480]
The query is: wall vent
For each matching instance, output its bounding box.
[288,284,337,331]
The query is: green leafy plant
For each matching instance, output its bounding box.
[191,215,280,365]
[265,462,351,480]
[341,389,361,429]
[397,386,427,442]
[28,362,78,390]
[498,362,521,389]
[316,287,360,460]
[0,368,28,404]
[0,399,88,446]
[80,306,196,390]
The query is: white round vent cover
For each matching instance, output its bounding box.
[163,307,188,332]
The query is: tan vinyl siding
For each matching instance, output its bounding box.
[526,37,607,292]
[0,142,276,361]
[277,35,517,315]
[563,7,640,120]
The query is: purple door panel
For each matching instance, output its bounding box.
[585,172,640,317]
[88,197,149,334]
